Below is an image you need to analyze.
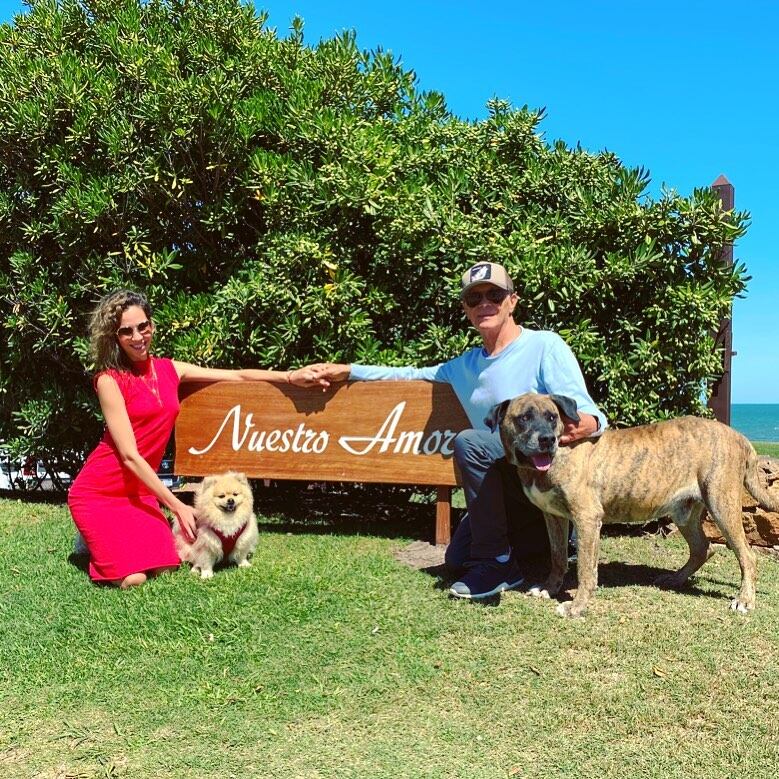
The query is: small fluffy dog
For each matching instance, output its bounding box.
[174,471,258,579]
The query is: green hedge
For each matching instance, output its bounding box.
[0,0,749,476]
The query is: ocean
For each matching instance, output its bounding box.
[731,404,779,442]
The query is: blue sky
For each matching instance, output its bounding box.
[2,0,777,402]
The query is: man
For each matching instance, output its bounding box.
[307,262,607,599]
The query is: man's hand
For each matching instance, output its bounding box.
[559,412,598,445]
[287,367,333,389]
[304,363,351,390]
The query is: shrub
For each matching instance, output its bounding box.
[0,0,749,475]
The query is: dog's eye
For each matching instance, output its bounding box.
[521,412,532,422]
[217,493,225,498]
[546,413,557,423]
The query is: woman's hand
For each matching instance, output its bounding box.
[172,501,198,542]
[300,363,351,389]
[288,364,350,389]
[286,367,329,389]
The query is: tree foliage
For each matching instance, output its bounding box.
[0,0,750,475]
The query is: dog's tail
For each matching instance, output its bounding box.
[743,441,779,512]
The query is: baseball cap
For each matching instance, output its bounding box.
[461,262,514,295]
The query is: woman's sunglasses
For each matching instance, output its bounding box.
[116,320,152,338]
[462,288,510,308]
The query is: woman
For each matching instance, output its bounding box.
[68,289,321,588]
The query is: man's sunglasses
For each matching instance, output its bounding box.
[462,288,511,308]
[116,320,152,338]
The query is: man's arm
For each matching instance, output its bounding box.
[307,362,446,388]
[540,336,608,443]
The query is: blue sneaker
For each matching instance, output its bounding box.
[449,558,524,599]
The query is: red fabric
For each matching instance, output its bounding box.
[68,357,181,581]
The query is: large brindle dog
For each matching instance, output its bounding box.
[487,393,779,618]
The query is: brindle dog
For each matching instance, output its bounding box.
[487,393,779,618]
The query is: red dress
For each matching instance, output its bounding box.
[68,357,181,581]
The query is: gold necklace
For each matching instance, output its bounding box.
[140,359,162,406]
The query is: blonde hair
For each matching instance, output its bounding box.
[89,290,153,372]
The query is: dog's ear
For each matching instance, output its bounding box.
[201,475,217,491]
[484,399,511,432]
[549,394,580,423]
[235,472,249,487]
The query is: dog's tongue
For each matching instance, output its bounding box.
[531,454,553,471]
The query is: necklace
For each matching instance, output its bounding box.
[139,359,162,406]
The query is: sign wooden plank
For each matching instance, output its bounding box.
[175,380,470,487]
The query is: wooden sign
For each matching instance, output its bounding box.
[175,380,470,487]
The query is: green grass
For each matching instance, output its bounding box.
[753,441,779,458]
[2,499,779,778]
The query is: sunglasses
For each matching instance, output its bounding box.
[462,288,511,308]
[116,320,152,338]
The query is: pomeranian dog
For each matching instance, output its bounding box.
[174,471,258,579]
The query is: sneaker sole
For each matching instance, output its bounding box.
[449,577,524,600]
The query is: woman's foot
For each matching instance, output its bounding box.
[118,572,147,589]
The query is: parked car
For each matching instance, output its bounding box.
[0,445,72,491]
[157,456,181,489]
[0,448,19,490]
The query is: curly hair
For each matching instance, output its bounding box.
[89,290,153,372]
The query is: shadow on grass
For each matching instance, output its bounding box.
[67,551,90,575]
[598,560,722,599]
[420,553,555,608]
[255,491,466,543]
[420,554,731,608]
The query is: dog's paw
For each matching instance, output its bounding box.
[527,586,551,599]
[729,598,753,615]
[556,601,587,619]
[199,569,214,580]
[237,559,252,568]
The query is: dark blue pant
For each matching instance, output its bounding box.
[445,429,549,567]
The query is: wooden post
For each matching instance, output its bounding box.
[708,174,735,426]
[435,486,452,546]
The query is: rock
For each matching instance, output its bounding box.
[702,457,779,547]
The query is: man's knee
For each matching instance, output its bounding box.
[453,429,500,467]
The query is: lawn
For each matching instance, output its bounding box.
[753,441,779,458]
[2,498,779,779]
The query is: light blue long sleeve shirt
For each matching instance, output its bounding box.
[350,328,607,433]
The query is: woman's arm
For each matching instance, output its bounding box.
[172,362,326,387]
[96,374,197,541]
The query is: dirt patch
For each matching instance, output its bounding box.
[392,540,447,571]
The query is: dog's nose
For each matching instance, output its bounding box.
[538,435,556,451]
[226,498,235,508]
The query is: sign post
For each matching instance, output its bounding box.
[709,174,735,426]
[175,380,471,544]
